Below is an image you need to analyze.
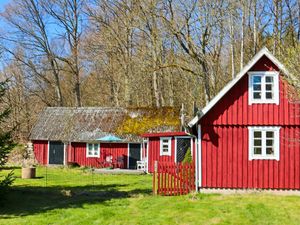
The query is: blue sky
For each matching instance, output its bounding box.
[0,0,10,11]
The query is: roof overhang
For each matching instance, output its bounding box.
[141,131,189,138]
[188,47,293,127]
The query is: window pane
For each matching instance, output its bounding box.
[88,144,93,150]
[254,147,262,155]
[253,92,261,99]
[254,131,261,138]
[266,148,274,155]
[266,92,273,99]
[254,139,262,146]
[265,84,273,91]
[163,147,169,152]
[266,139,273,146]
[253,84,261,91]
[94,144,99,155]
[253,76,261,84]
[265,76,273,83]
[266,131,274,138]
[163,139,169,144]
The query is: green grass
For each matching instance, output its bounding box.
[1,167,300,225]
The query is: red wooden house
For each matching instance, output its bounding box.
[30,107,144,169]
[141,132,196,173]
[189,47,300,190]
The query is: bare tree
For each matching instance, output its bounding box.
[42,0,84,107]
[1,0,64,106]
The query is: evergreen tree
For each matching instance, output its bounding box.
[0,80,16,189]
[182,148,192,164]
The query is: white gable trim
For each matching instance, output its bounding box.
[188,47,291,127]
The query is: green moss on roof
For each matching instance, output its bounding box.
[116,107,180,135]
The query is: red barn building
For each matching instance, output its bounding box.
[30,107,144,169]
[189,47,300,190]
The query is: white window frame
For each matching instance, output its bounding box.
[86,143,100,158]
[248,126,280,161]
[248,71,279,105]
[160,137,172,156]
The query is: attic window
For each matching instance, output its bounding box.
[248,71,279,105]
[86,143,100,157]
[160,137,171,156]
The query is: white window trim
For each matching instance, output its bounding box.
[86,143,100,158]
[248,71,279,105]
[248,126,280,161]
[160,137,172,156]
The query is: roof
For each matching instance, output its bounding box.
[188,47,292,127]
[30,107,179,143]
[141,131,189,138]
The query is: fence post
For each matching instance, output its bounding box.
[153,161,158,195]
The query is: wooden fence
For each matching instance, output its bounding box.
[153,161,196,196]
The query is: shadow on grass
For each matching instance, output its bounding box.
[0,183,152,218]
[1,166,21,170]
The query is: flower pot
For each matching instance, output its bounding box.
[22,167,36,179]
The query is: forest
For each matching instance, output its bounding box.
[0,0,299,142]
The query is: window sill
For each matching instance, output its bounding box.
[249,157,279,161]
[86,155,100,158]
[249,101,279,105]
[160,153,171,156]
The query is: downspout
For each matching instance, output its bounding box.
[197,125,202,189]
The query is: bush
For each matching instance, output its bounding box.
[182,147,192,164]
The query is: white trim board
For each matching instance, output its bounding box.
[188,47,292,127]
[146,138,149,173]
[127,143,130,169]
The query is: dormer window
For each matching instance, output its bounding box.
[248,71,279,105]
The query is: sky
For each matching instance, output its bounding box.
[0,0,10,11]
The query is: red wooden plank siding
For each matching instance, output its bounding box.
[201,57,300,127]
[33,140,48,165]
[71,142,128,168]
[199,56,300,189]
[201,126,300,189]
[147,137,176,173]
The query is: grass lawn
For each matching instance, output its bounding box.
[1,167,300,225]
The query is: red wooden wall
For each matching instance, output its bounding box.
[33,141,129,168]
[200,56,300,189]
[33,140,48,165]
[147,137,176,173]
[68,142,128,168]
[147,136,196,173]
[201,126,300,189]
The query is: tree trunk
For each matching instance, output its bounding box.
[253,0,257,54]
[240,2,245,70]
[230,15,235,78]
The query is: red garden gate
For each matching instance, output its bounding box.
[153,161,196,196]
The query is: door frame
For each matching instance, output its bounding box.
[127,143,142,169]
[47,141,66,165]
[174,136,193,163]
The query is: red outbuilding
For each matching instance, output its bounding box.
[141,132,196,173]
[189,47,300,190]
[30,107,144,169]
